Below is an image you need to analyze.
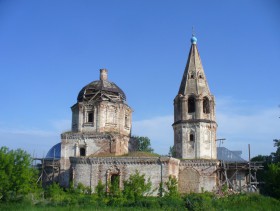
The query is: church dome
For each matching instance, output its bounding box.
[77,69,126,102]
[46,143,61,159]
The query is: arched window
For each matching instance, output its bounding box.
[80,147,86,156]
[188,97,196,113]
[203,97,210,114]
[88,112,94,123]
[190,134,194,142]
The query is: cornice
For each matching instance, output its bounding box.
[70,156,179,165]
[172,119,216,126]
[179,159,218,167]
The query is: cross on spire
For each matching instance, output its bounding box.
[192,26,195,37]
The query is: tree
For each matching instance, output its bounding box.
[168,146,176,157]
[123,170,152,203]
[265,163,280,199]
[251,139,280,198]
[164,176,180,198]
[95,180,106,198]
[271,139,280,163]
[160,176,184,209]
[0,147,38,201]
[132,136,154,153]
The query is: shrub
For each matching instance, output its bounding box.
[184,192,215,211]
[0,147,39,202]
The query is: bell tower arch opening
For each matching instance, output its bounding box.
[188,96,196,113]
[203,97,210,114]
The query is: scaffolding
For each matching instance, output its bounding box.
[33,157,60,187]
[218,160,263,193]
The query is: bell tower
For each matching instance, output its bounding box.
[173,35,217,159]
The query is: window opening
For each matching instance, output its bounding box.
[88,112,93,123]
[190,134,194,141]
[125,115,129,127]
[203,97,210,114]
[80,147,86,156]
[188,97,196,113]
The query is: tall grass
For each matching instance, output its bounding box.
[1,193,279,211]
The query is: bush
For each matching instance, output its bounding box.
[0,147,39,202]
[123,170,152,204]
[184,192,215,211]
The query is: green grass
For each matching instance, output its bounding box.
[122,151,160,157]
[0,203,163,211]
[1,193,280,211]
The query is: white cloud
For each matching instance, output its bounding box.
[0,128,56,137]
[0,118,71,157]
[132,115,173,155]
[216,99,280,158]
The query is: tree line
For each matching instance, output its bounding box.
[251,139,280,199]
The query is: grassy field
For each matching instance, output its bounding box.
[1,193,280,211]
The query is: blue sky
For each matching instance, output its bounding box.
[0,0,279,159]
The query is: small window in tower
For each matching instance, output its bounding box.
[199,74,204,79]
[88,112,94,123]
[203,97,210,114]
[80,147,86,156]
[190,74,194,79]
[188,97,196,113]
[125,115,129,128]
[190,134,194,141]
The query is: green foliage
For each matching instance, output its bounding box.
[44,183,67,204]
[159,176,184,209]
[164,175,180,198]
[185,192,215,211]
[109,175,121,197]
[271,139,280,163]
[157,182,163,197]
[108,175,125,206]
[44,182,97,207]
[95,180,106,198]
[264,163,280,199]
[168,146,176,157]
[0,147,38,202]
[123,170,152,203]
[1,188,280,210]
[251,139,280,199]
[132,136,154,153]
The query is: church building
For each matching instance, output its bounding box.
[46,35,220,194]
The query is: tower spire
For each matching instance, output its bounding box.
[178,34,209,95]
[173,34,217,160]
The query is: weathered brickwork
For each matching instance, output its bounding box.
[52,37,222,193]
[69,157,217,195]
[178,160,218,193]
